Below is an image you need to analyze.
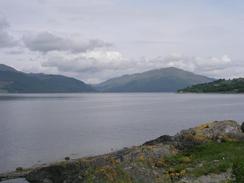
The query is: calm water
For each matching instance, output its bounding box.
[0,93,244,175]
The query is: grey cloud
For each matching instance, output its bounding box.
[0,16,9,29]
[0,17,18,48]
[133,40,178,45]
[4,48,25,55]
[0,31,17,48]
[23,32,112,53]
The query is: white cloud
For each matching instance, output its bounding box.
[155,54,232,73]
[42,50,126,73]
[40,50,237,83]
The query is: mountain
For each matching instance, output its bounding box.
[178,78,244,93]
[0,64,18,72]
[0,64,95,93]
[95,67,214,92]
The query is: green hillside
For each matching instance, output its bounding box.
[178,78,244,93]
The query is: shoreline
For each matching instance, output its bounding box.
[1,120,244,183]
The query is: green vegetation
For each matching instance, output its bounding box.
[82,164,133,183]
[164,142,244,182]
[78,142,244,182]
[15,167,24,172]
[178,78,244,93]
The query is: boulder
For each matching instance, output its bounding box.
[176,120,243,149]
[241,122,244,132]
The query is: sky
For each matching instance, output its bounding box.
[0,0,244,83]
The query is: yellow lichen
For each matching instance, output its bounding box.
[96,166,118,182]
[180,169,186,176]
[179,156,192,163]
[138,154,145,162]
[183,133,209,143]
[221,135,239,142]
[196,123,209,130]
[154,159,167,168]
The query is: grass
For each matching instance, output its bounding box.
[164,141,244,181]
[75,142,244,182]
[82,164,133,183]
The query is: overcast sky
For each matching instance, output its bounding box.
[0,0,244,83]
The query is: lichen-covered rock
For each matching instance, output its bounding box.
[179,120,241,140]
[144,135,175,145]
[177,169,233,183]
[144,120,244,150]
[0,170,30,182]
[25,144,176,183]
[1,120,244,183]
[175,120,243,149]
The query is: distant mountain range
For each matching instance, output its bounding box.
[0,64,94,93]
[0,64,215,93]
[178,78,244,93]
[94,67,214,92]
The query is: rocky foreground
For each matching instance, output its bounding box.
[1,120,244,183]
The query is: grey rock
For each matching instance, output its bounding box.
[178,169,233,183]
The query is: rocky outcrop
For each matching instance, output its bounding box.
[1,120,244,183]
[0,170,30,182]
[145,120,244,146]
[177,170,233,183]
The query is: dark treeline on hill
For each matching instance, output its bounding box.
[178,78,244,93]
[0,64,95,93]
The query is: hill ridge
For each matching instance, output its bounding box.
[0,64,95,93]
[95,67,214,92]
